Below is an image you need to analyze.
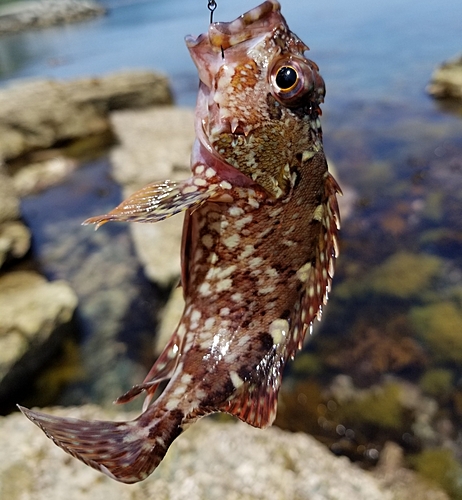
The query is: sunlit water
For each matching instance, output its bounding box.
[2,0,462,483]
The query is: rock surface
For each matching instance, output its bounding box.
[428,54,462,101]
[0,70,173,161]
[110,107,195,287]
[0,167,31,268]
[0,271,78,406]
[0,404,397,500]
[0,0,105,35]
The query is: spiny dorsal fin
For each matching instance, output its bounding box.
[288,172,341,356]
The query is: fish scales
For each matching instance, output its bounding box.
[19,0,341,484]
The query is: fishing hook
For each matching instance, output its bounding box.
[207,0,217,24]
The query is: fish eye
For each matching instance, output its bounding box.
[275,66,298,91]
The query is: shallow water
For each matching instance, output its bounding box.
[2,0,462,488]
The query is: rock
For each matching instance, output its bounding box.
[0,167,31,268]
[0,405,395,500]
[0,0,105,36]
[11,156,79,196]
[0,271,78,406]
[0,168,20,223]
[109,107,195,286]
[0,221,31,267]
[0,70,173,161]
[428,54,462,101]
[374,442,450,500]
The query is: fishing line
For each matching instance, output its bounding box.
[207,0,217,23]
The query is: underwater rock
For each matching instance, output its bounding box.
[109,107,195,286]
[428,54,462,102]
[0,0,105,36]
[0,405,398,500]
[0,271,78,408]
[0,71,173,161]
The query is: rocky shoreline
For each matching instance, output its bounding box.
[0,0,105,36]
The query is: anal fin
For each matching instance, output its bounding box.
[220,352,283,429]
[116,327,185,410]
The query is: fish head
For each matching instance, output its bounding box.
[186,0,326,197]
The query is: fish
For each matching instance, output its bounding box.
[19,0,341,484]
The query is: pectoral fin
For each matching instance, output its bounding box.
[83,177,221,229]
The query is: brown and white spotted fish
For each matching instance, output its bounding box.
[19,0,341,484]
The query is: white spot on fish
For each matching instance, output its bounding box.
[201,234,214,249]
[194,177,207,186]
[229,206,244,217]
[312,204,324,221]
[221,181,232,190]
[259,285,276,295]
[269,318,289,345]
[235,214,253,230]
[220,307,230,316]
[204,317,216,331]
[249,257,263,268]
[205,167,216,178]
[230,371,244,388]
[199,282,212,297]
[183,185,198,194]
[216,278,233,292]
[296,262,312,283]
[231,292,243,302]
[223,234,241,249]
[239,244,255,260]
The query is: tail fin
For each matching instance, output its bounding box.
[18,405,183,484]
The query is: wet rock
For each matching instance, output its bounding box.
[0,71,173,161]
[0,405,395,500]
[0,271,78,407]
[0,0,105,36]
[428,54,462,102]
[109,107,195,286]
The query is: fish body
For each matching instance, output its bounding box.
[20,0,340,484]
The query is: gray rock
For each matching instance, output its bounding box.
[0,167,31,268]
[0,221,31,267]
[11,156,78,197]
[109,107,195,286]
[0,0,105,36]
[0,271,78,404]
[0,168,20,223]
[0,404,394,500]
[428,54,462,101]
[0,71,173,161]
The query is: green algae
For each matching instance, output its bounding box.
[368,252,442,299]
[419,369,454,398]
[410,301,462,363]
[336,382,404,430]
[335,252,443,301]
[410,448,462,500]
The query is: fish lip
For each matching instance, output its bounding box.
[185,0,281,49]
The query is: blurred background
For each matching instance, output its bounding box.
[1,0,462,496]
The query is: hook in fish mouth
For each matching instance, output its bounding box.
[186,0,282,50]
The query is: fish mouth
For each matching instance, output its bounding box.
[186,0,282,50]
